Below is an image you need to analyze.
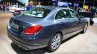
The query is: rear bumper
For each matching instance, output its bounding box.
[8,31,47,50]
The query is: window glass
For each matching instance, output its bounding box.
[69,10,76,18]
[69,10,79,18]
[24,7,51,18]
[62,10,71,18]
[55,10,65,19]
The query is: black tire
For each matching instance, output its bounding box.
[81,23,88,34]
[47,33,62,52]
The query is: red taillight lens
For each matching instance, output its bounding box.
[14,9,17,12]
[24,25,43,35]
[20,12,23,15]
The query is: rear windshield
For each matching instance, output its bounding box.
[24,7,51,18]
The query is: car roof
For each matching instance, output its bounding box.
[36,6,72,10]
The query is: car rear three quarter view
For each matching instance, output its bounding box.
[7,6,88,52]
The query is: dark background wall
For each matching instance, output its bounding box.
[0,0,97,6]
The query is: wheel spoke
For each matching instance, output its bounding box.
[51,34,61,49]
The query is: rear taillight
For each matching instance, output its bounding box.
[14,9,17,12]
[20,12,23,15]
[24,25,43,35]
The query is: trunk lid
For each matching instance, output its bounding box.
[10,15,43,34]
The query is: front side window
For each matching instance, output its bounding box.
[24,8,51,18]
[69,10,79,18]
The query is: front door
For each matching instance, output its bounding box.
[69,10,83,31]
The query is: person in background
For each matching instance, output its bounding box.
[76,7,80,14]
[26,1,34,11]
[0,3,3,12]
[7,2,10,7]
[16,3,19,8]
[37,2,42,7]
[8,2,10,6]
[0,4,1,10]
[8,2,10,8]
[4,2,7,13]
[1,2,5,13]
[11,3,13,6]
[89,7,96,25]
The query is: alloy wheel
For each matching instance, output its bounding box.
[51,33,61,50]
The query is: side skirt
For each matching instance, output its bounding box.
[63,29,83,40]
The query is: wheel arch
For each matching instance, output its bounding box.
[49,31,63,43]
[55,31,63,40]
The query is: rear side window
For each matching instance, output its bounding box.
[69,10,79,18]
[62,9,71,18]
[24,7,51,18]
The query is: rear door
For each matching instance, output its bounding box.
[62,9,77,34]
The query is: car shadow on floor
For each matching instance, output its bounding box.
[11,33,80,54]
[61,33,80,44]
[11,42,48,54]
